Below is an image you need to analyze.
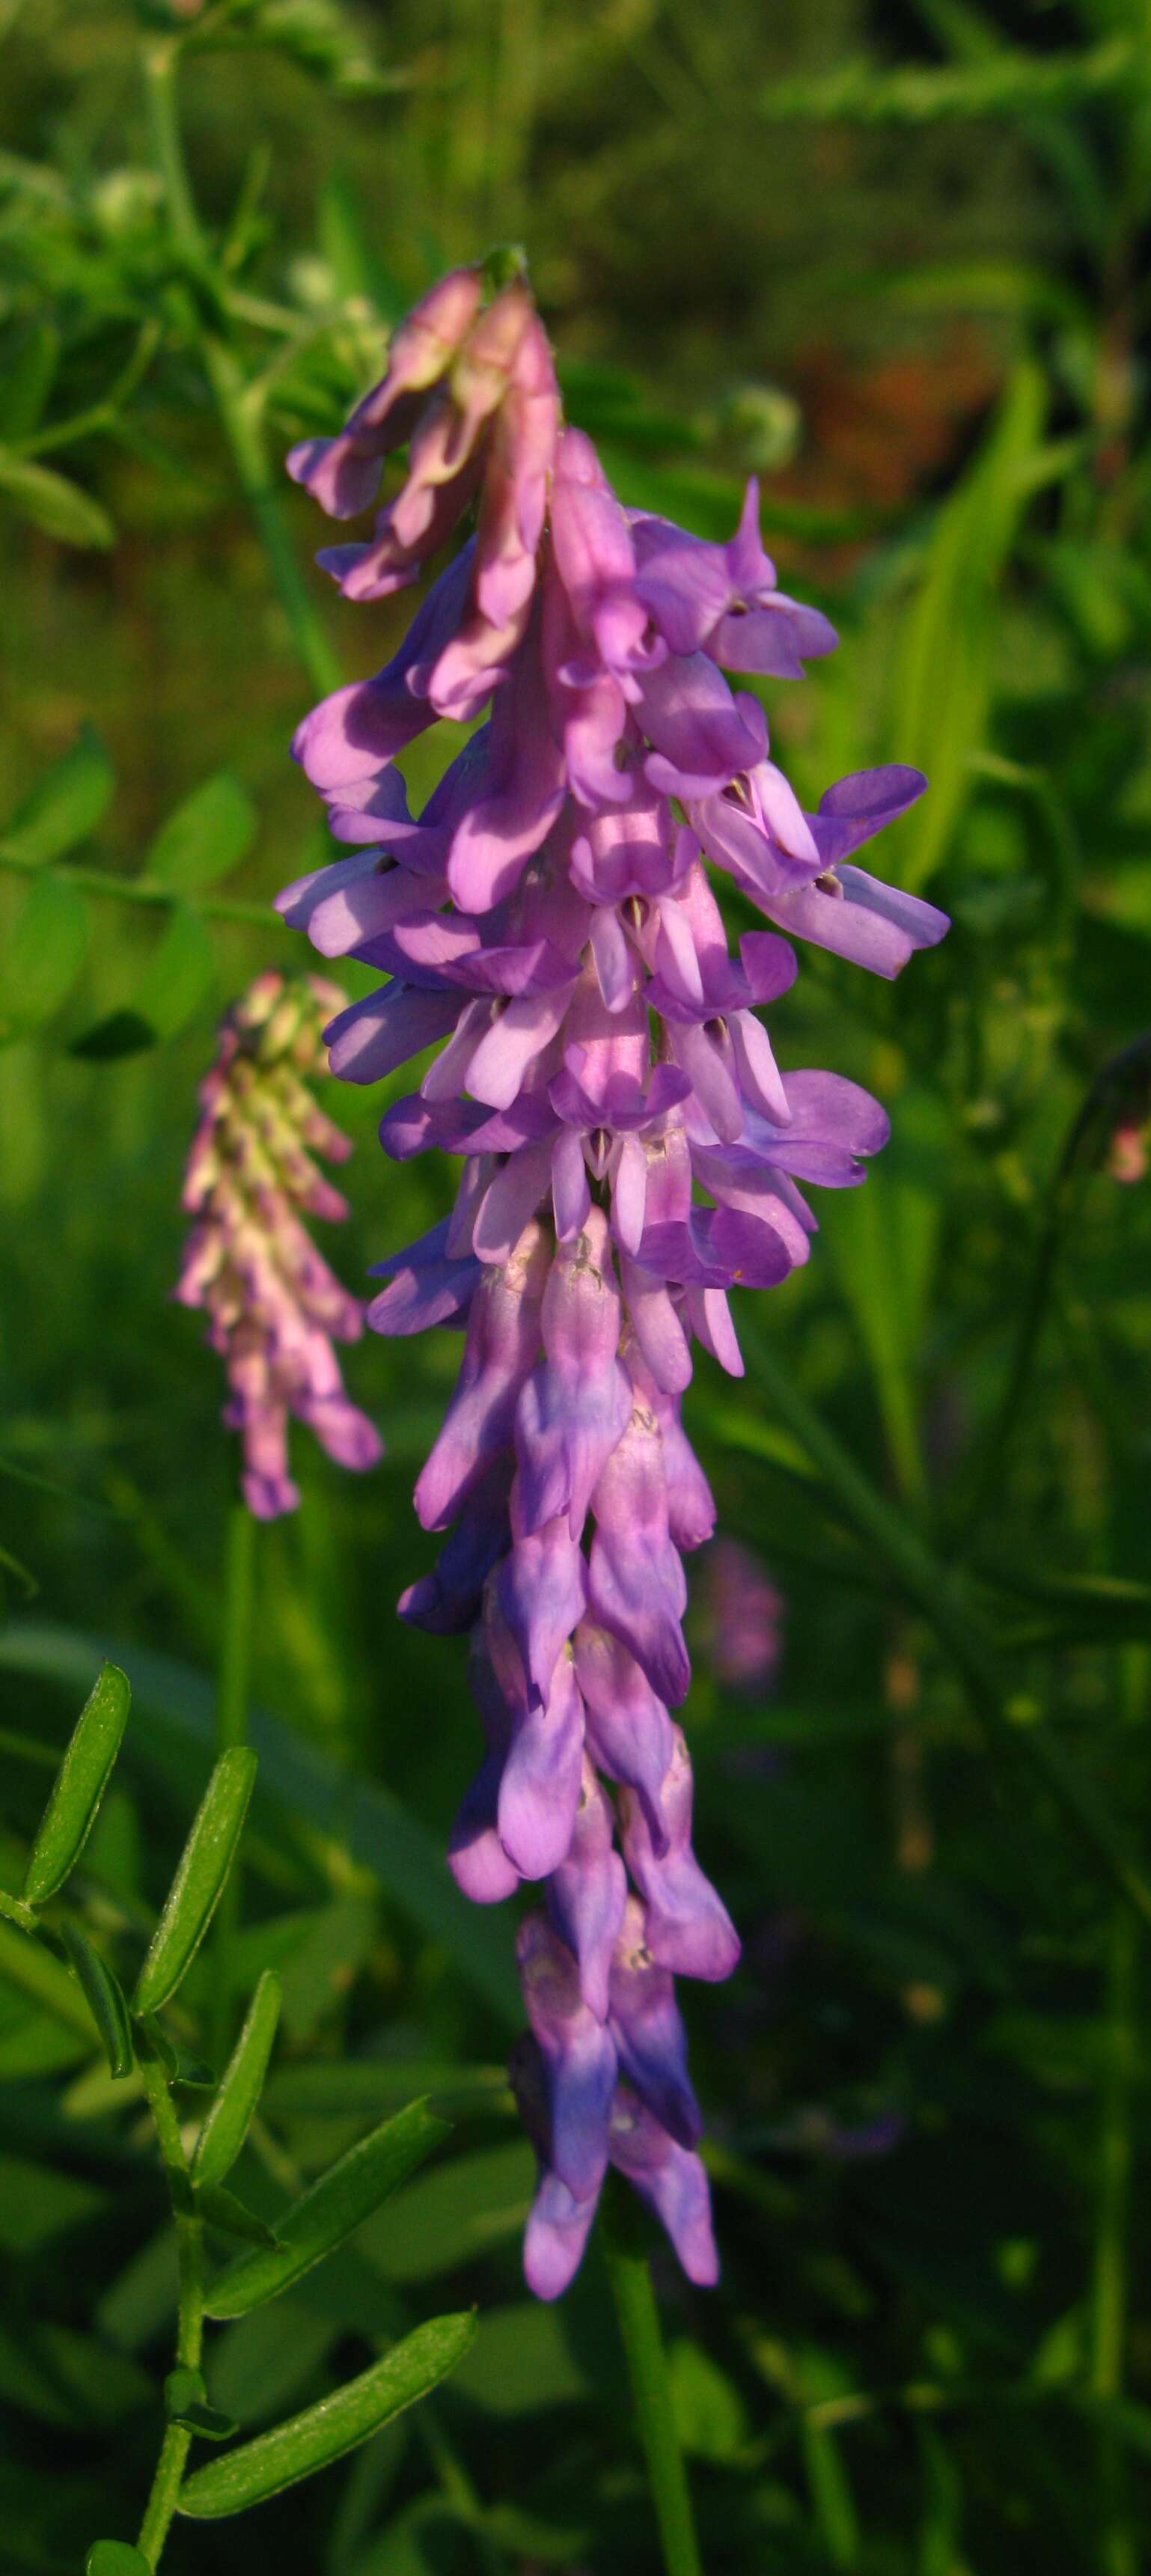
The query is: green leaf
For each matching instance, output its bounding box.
[892,360,1047,888]
[192,1968,281,2188]
[70,1008,160,1062]
[87,2545,153,2576]
[204,2098,448,2319]
[197,2183,278,2246]
[0,1914,96,2039]
[0,874,91,1043]
[0,447,115,548]
[1,320,61,444]
[61,1924,134,2080]
[177,2312,477,2518]
[0,2147,106,2250]
[23,1661,130,1905]
[132,1747,257,2017]
[359,2140,533,2283]
[0,1622,520,2023]
[141,903,218,1044]
[0,725,115,868]
[147,772,257,895]
[165,2366,237,2440]
[0,2317,151,2429]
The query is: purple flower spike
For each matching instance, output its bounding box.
[279,258,948,2295]
[177,974,381,1519]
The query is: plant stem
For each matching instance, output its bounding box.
[137,2049,204,2569]
[210,1497,257,2065]
[0,847,280,926]
[599,2174,703,2576]
[141,37,341,699]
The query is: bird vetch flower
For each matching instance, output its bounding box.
[279,259,948,2293]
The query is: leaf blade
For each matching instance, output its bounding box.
[204,2097,448,2319]
[23,1661,131,1905]
[0,725,115,869]
[192,1967,281,2189]
[177,2313,476,2518]
[147,772,257,894]
[132,1747,257,2017]
[0,447,115,548]
[60,1925,134,2080]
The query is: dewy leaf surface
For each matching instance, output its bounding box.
[23,1662,130,1905]
[204,2097,448,2319]
[132,1747,257,2015]
[177,2313,477,2517]
[191,1968,281,2188]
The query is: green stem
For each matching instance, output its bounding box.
[210,1498,257,2066]
[739,1322,1151,1935]
[599,2175,703,2576]
[137,2050,204,2570]
[0,847,280,926]
[204,335,342,695]
[140,38,341,698]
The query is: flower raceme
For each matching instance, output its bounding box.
[177,972,382,1518]
[280,264,948,2295]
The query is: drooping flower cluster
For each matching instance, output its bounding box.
[280,265,947,2295]
[177,971,382,1519]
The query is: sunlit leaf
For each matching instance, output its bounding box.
[0,875,91,1043]
[0,725,114,868]
[147,773,257,895]
[177,2313,476,2517]
[0,447,115,548]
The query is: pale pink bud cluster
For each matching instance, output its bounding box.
[177,971,382,1517]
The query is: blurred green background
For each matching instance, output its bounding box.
[1,1,1151,2569]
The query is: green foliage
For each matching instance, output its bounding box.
[204,2101,451,2318]
[132,1747,257,2014]
[192,1967,282,2187]
[22,1660,130,1903]
[0,1668,475,2569]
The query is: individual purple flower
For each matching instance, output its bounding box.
[176,972,382,1518]
[632,477,838,678]
[280,261,949,2295]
